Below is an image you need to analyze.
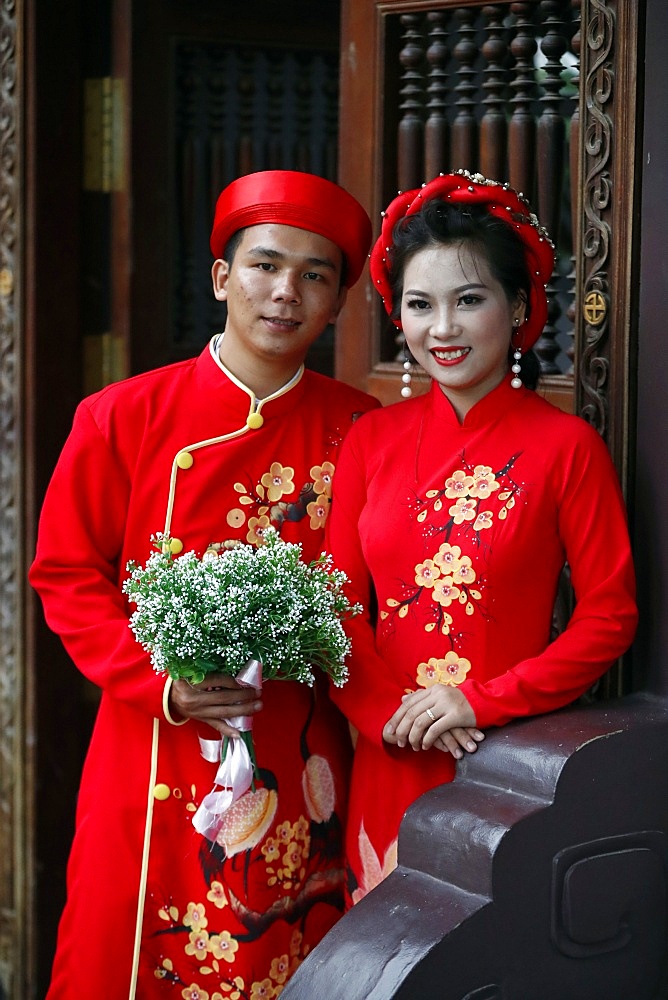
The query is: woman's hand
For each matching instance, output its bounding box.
[169,673,263,737]
[433,727,485,758]
[383,685,477,750]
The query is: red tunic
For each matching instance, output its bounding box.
[29,340,378,998]
[326,376,638,903]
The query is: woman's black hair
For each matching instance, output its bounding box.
[389,199,540,389]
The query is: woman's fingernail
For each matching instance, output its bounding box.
[467,742,476,751]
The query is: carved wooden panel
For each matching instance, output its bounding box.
[0,1,28,996]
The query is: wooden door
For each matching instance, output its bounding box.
[23,2,342,994]
[111,0,342,382]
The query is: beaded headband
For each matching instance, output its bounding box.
[369,170,556,349]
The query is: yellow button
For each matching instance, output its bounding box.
[167,538,184,555]
[246,412,264,430]
[176,451,194,469]
[153,783,171,801]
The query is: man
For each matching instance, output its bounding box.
[30,170,379,998]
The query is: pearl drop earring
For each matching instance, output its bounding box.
[511,317,523,389]
[401,359,412,398]
[401,339,413,398]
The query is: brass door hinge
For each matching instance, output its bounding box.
[83,332,127,393]
[83,77,125,192]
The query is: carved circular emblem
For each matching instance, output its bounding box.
[583,290,607,326]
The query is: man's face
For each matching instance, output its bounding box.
[212,223,347,386]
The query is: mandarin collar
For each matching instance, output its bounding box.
[426,372,526,430]
[192,338,308,425]
[414,374,528,482]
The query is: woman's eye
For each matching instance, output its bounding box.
[459,294,482,306]
[406,297,429,310]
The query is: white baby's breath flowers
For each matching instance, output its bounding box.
[123,527,360,687]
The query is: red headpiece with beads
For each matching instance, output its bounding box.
[369,170,555,348]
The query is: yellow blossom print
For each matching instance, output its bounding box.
[416,658,443,687]
[414,559,441,588]
[290,929,303,958]
[246,514,272,545]
[250,979,276,999]
[270,954,291,985]
[469,465,500,499]
[473,510,494,531]
[275,820,294,845]
[431,577,461,607]
[438,651,472,685]
[261,462,295,502]
[183,902,208,932]
[212,976,244,1000]
[226,508,246,528]
[294,814,310,840]
[449,497,477,523]
[185,928,211,959]
[181,985,209,1000]
[433,543,463,572]
[444,469,475,499]
[307,497,329,530]
[261,837,281,863]
[206,881,227,910]
[282,840,305,873]
[453,556,476,585]
[209,930,239,963]
[310,461,335,497]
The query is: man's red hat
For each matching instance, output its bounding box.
[210,170,372,288]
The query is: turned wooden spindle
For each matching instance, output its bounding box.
[295,54,312,173]
[237,50,256,176]
[508,2,539,202]
[451,8,478,172]
[398,14,426,191]
[266,52,284,170]
[424,11,449,181]
[480,5,510,180]
[176,44,198,345]
[535,0,569,374]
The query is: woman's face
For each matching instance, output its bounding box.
[400,242,525,420]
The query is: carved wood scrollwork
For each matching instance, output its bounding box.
[577,0,613,436]
[0,0,25,995]
[575,0,639,496]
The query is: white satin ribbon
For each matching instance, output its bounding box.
[191,658,263,840]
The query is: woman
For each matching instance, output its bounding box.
[326,170,638,904]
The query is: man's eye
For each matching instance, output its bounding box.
[304,271,323,281]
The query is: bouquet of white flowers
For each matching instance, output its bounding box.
[123,527,359,838]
